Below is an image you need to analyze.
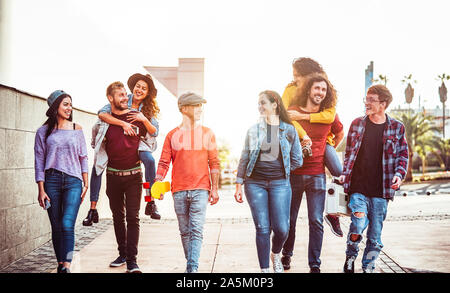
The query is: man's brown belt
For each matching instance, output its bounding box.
[106,169,142,177]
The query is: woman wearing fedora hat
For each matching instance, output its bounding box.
[83,73,161,226]
[34,90,89,273]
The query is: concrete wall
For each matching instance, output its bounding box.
[0,84,103,269]
[145,58,205,98]
[177,58,204,97]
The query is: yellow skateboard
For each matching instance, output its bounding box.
[150,181,171,199]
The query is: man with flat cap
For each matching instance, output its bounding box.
[155,92,220,273]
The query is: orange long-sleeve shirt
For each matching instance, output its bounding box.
[156,125,220,193]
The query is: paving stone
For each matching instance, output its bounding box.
[0,219,112,273]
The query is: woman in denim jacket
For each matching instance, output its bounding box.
[82,73,161,226]
[234,90,302,273]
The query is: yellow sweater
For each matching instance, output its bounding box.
[281,84,337,146]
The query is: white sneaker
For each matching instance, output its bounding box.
[261,268,270,273]
[271,252,284,273]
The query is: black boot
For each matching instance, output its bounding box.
[83,209,99,226]
[343,255,356,273]
[145,201,161,220]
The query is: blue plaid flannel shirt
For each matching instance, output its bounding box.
[342,114,409,200]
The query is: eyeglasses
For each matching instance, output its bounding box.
[363,97,382,104]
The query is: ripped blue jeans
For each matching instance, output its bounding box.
[345,193,388,270]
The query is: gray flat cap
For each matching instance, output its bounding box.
[178,92,207,109]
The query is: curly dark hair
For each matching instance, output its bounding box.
[294,73,337,111]
[140,82,160,120]
[293,57,325,76]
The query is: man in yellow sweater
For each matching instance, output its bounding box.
[281,58,344,270]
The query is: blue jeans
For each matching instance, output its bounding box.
[44,169,82,263]
[244,178,291,269]
[282,173,326,269]
[90,151,156,202]
[173,189,209,272]
[89,165,102,202]
[346,193,388,270]
[139,151,156,187]
[324,144,342,177]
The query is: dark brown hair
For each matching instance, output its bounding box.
[43,95,72,142]
[292,57,325,77]
[288,57,327,87]
[367,84,393,108]
[259,90,292,125]
[294,73,337,111]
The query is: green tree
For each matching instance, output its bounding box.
[431,138,450,171]
[437,73,449,137]
[217,140,231,187]
[391,111,441,181]
[415,132,440,175]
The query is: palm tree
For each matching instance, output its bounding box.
[391,111,441,181]
[401,74,417,105]
[372,74,388,86]
[431,138,450,171]
[437,74,449,137]
[415,133,440,176]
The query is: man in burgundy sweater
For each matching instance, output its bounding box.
[103,81,147,273]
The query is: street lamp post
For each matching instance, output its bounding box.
[440,81,448,138]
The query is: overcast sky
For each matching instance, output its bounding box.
[2,0,450,158]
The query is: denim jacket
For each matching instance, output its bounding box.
[236,119,303,184]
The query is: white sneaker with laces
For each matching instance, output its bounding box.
[271,252,284,273]
[261,268,270,273]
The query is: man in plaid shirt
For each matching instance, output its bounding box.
[339,84,408,273]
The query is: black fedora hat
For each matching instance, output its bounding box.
[127,73,156,97]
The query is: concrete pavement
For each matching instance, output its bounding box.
[2,185,450,273]
[60,186,450,273]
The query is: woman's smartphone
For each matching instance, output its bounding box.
[44,199,51,210]
[124,125,139,136]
